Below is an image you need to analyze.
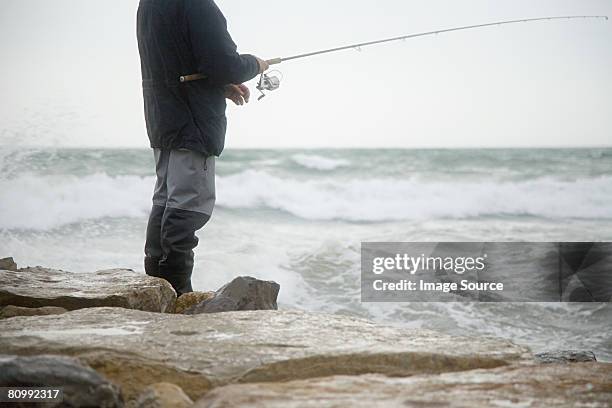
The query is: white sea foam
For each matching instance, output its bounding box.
[291,154,350,170]
[0,173,154,230]
[1,170,611,230]
[217,170,612,221]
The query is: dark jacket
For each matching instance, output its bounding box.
[137,0,260,156]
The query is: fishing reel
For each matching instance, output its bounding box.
[256,70,282,100]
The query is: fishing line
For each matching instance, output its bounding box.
[179,15,608,98]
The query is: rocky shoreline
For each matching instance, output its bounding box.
[1,257,610,407]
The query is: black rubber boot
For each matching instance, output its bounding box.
[158,207,210,296]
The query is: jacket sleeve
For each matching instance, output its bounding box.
[184,0,260,86]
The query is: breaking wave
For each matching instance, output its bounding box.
[290,154,350,171]
[217,170,612,221]
[1,168,611,230]
[0,173,155,230]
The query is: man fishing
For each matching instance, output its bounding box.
[137,0,269,295]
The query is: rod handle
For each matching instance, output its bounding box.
[266,58,283,66]
[179,73,207,83]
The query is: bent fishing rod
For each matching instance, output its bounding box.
[179,15,608,99]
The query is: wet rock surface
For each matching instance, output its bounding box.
[0,305,68,319]
[0,308,529,401]
[535,350,597,364]
[0,267,176,313]
[185,276,280,314]
[0,354,123,407]
[194,362,612,408]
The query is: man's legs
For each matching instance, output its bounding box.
[145,149,216,296]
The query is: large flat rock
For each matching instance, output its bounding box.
[0,308,529,401]
[194,363,612,408]
[0,267,176,313]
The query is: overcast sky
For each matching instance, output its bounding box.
[0,0,610,149]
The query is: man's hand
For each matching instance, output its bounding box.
[224,84,251,106]
[255,57,270,74]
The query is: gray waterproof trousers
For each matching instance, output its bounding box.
[144,149,216,295]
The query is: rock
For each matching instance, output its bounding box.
[218,276,280,310]
[535,350,597,364]
[0,354,123,407]
[134,383,193,408]
[1,305,68,319]
[0,257,18,271]
[185,276,279,314]
[0,308,529,401]
[174,292,215,314]
[185,294,239,314]
[0,267,176,313]
[193,363,612,408]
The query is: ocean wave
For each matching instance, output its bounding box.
[290,154,350,171]
[0,173,154,230]
[217,170,612,221]
[1,170,611,230]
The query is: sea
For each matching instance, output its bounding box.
[1,147,611,360]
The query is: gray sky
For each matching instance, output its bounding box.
[0,0,610,148]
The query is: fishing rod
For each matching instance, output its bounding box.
[179,15,608,99]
